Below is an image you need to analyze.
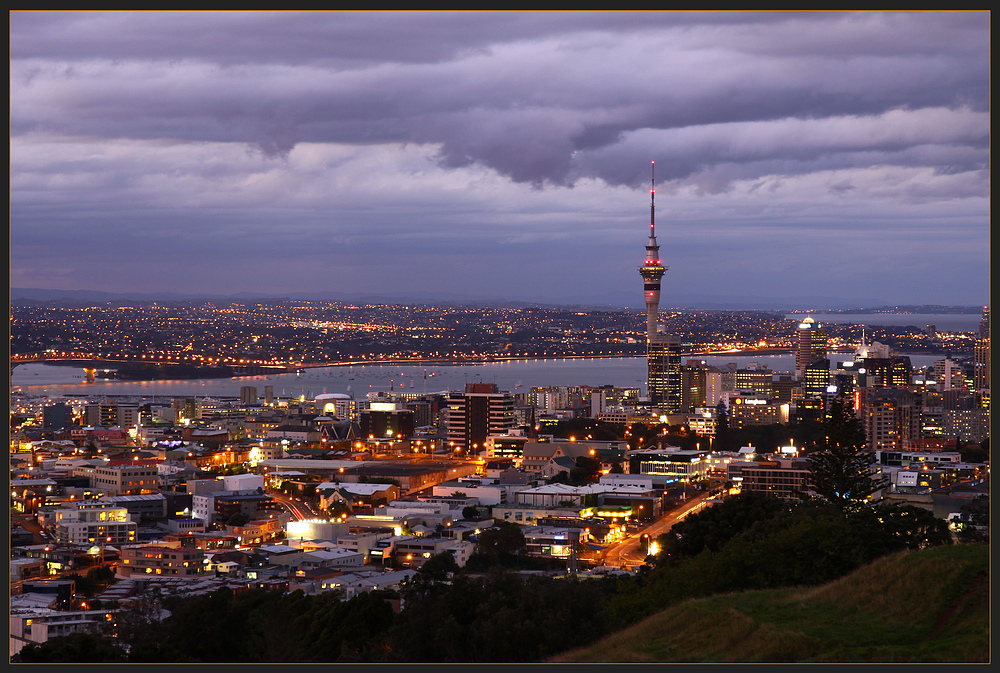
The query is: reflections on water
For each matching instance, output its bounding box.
[12,351,945,401]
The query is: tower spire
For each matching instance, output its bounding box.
[650,160,655,238]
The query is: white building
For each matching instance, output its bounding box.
[52,502,136,545]
[297,547,365,569]
[10,599,116,657]
[430,477,520,506]
[223,473,265,492]
[314,393,356,422]
[286,519,350,543]
[598,474,657,490]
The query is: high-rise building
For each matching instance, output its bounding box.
[638,162,681,411]
[733,364,775,397]
[84,401,119,427]
[240,386,258,406]
[446,383,515,453]
[859,388,920,452]
[974,306,989,393]
[795,317,827,379]
[648,336,682,412]
[681,360,708,413]
[680,360,724,412]
[802,358,831,397]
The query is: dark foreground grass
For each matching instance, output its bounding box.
[550,544,989,663]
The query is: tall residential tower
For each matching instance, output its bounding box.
[639,162,681,412]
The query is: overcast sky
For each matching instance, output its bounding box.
[10,11,990,308]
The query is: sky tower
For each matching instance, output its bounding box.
[639,162,681,412]
[639,161,666,343]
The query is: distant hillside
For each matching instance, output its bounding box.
[16,287,980,312]
[550,544,988,663]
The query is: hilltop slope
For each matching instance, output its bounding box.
[551,544,989,663]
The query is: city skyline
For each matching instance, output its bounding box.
[10,11,990,308]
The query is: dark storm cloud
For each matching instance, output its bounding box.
[10,12,802,65]
[11,11,988,188]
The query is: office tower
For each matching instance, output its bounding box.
[802,358,831,397]
[680,360,723,412]
[733,364,774,397]
[648,338,682,411]
[795,317,827,379]
[264,385,275,406]
[638,162,682,411]
[974,306,989,393]
[681,360,708,413]
[446,383,515,453]
[531,386,570,412]
[361,401,415,440]
[240,386,258,406]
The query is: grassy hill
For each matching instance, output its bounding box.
[550,544,989,663]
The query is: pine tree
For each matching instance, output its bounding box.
[715,400,729,451]
[807,394,886,508]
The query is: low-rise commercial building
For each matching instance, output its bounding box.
[628,448,711,484]
[118,545,206,578]
[728,458,813,499]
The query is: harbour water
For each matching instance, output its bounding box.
[11,351,951,401]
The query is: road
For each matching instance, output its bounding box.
[270,492,321,520]
[12,513,50,545]
[598,491,718,568]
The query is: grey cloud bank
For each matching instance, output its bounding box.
[10,11,989,308]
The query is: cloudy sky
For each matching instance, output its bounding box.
[10,11,990,308]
